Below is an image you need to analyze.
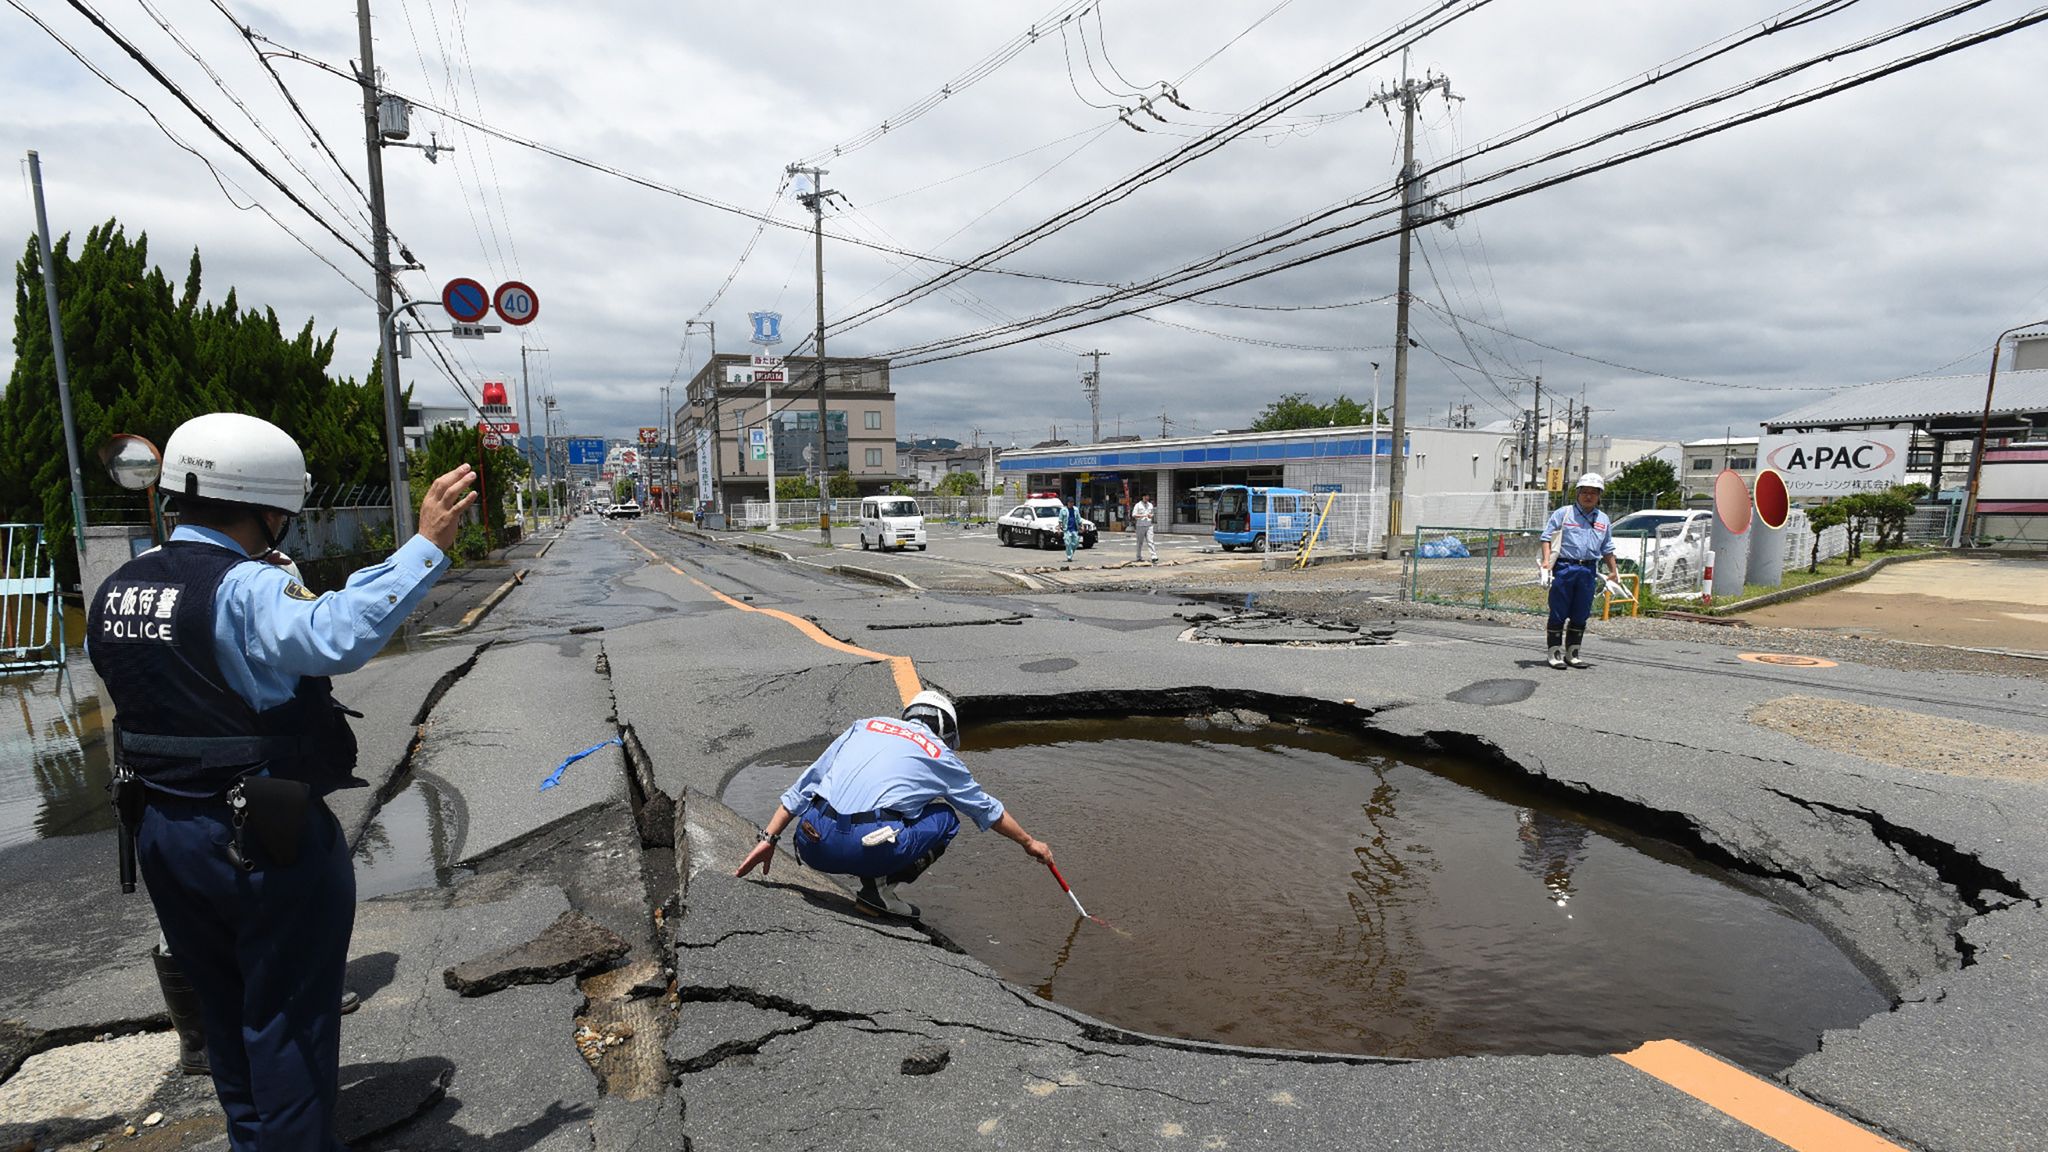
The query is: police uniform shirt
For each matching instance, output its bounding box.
[144,524,450,710]
[780,717,1005,831]
[1540,504,1614,565]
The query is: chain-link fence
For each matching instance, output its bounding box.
[1262,493,1384,568]
[1409,491,1551,533]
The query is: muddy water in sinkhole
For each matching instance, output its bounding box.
[724,716,1891,1071]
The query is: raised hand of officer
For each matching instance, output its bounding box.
[418,464,480,553]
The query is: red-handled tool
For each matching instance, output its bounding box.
[1046,861,1090,919]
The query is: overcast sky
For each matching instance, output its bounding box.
[5,0,2045,452]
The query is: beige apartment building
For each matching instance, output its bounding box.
[673,353,897,508]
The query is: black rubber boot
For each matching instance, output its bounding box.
[1545,626,1566,670]
[1565,625,1589,668]
[151,945,210,1076]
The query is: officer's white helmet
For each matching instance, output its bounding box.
[160,413,311,514]
[901,689,960,749]
[1575,472,1605,492]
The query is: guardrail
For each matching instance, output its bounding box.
[2,524,66,673]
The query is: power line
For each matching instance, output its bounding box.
[866,2,2034,367]
[824,0,1503,341]
[8,0,378,303]
[52,0,375,266]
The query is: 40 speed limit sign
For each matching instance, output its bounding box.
[493,281,539,326]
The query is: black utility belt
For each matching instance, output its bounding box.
[128,773,313,871]
[1558,559,1601,568]
[811,797,914,824]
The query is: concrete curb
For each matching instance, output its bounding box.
[829,563,921,591]
[734,539,796,563]
[1716,549,1943,614]
[419,567,526,638]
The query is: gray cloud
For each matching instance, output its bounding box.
[4,0,2043,458]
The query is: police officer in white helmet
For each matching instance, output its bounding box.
[1536,472,1627,669]
[88,412,477,1151]
[733,689,1055,919]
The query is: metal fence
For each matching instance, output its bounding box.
[729,495,1005,529]
[277,505,393,560]
[1408,491,1551,534]
[1404,526,1554,613]
[2,524,66,673]
[1261,493,1385,568]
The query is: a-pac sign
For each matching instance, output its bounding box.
[1758,430,1910,494]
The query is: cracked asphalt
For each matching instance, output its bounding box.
[4,516,2044,1152]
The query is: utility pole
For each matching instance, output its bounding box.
[790,165,837,541]
[1159,410,1170,438]
[26,151,89,581]
[520,344,546,527]
[354,0,413,542]
[1527,375,1543,488]
[1562,397,1577,481]
[1082,350,1109,444]
[1366,49,1455,557]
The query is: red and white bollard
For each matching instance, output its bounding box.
[1701,549,1715,606]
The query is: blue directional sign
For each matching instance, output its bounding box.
[748,310,783,346]
[567,437,607,466]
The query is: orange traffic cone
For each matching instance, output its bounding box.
[1495,534,1507,558]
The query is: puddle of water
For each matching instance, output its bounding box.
[725,716,1888,1070]
[0,659,115,850]
[353,776,469,898]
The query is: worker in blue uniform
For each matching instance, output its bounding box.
[732,690,1055,918]
[89,412,477,1151]
[1537,472,1627,669]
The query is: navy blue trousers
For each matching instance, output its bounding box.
[1547,563,1598,631]
[139,793,354,1152]
[792,798,961,881]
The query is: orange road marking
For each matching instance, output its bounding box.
[621,530,921,706]
[1614,1041,1905,1152]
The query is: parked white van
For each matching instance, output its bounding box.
[859,496,926,552]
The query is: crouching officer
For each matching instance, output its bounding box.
[90,412,476,1152]
[733,690,1054,919]
[1537,472,1625,669]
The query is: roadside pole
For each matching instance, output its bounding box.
[355,0,413,543]
[26,150,89,584]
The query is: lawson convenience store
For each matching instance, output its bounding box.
[998,426,1440,534]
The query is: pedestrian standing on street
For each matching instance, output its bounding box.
[1537,472,1626,669]
[88,412,477,1152]
[1132,492,1160,564]
[1061,496,1083,564]
[734,690,1055,919]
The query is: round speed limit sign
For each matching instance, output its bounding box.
[493,280,539,326]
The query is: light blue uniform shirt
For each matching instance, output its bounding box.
[1540,504,1614,564]
[172,524,451,710]
[781,717,1005,831]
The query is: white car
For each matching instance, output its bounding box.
[1608,509,1709,587]
[859,496,927,552]
[996,498,1097,551]
[606,501,642,520]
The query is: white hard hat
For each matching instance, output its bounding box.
[901,689,959,749]
[1575,472,1605,491]
[160,413,311,514]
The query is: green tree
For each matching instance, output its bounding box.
[410,422,525,547]
[3,220,397,583]
[827,470,860,498]
[1605,456,1678,505]
[934,470,980,497]
[1249,392,1381,432]
[1806,501,1848,572]
[613,477,636,503]
[775,474,819,500]
[886,480,916,497]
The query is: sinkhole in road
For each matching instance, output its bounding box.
[724,714,1888,1071]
